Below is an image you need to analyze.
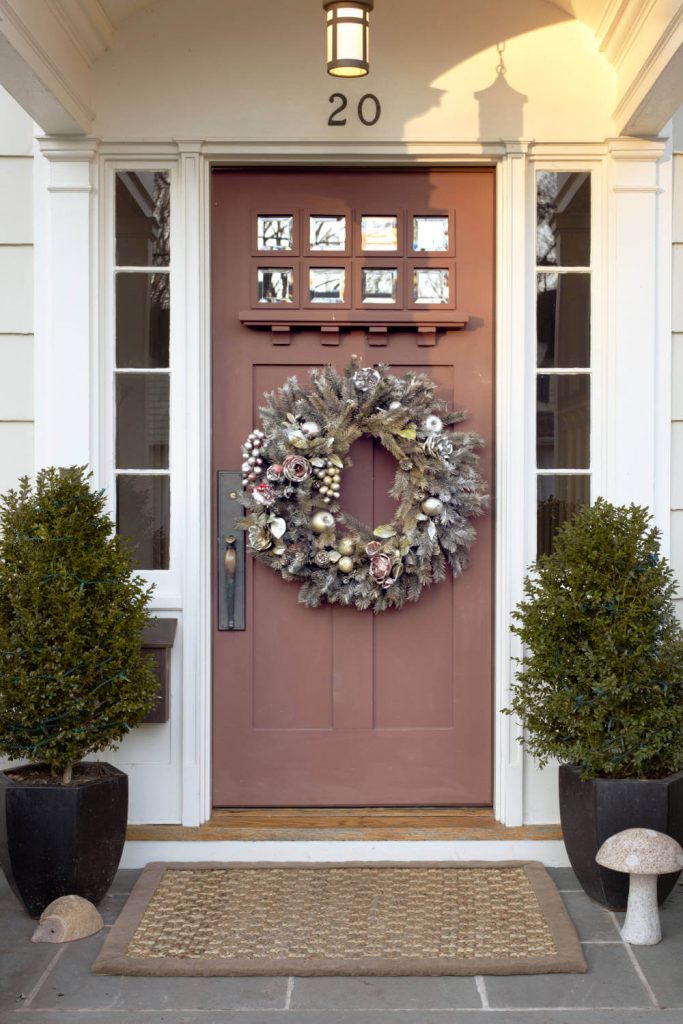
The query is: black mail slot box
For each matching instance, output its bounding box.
[141,617,178,724]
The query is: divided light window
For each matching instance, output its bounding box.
[114,171,171,569]
[535,171,591,555]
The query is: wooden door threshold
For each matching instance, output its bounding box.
[127,807,563,842]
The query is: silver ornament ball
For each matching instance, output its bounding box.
[424,415,443,434]
[421,497,443,516]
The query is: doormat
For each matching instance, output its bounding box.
[92,861,586,977]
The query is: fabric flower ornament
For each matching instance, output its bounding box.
[248,523,272,551]
[253,482,276,506]
[283,455,312,482]
[369,553,393,583]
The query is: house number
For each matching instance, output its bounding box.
[328,93,382,127]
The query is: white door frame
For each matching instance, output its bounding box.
[34,135,671,829]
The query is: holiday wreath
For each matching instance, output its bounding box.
[240,360,488,612]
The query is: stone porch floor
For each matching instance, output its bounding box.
[1,868,683,1024]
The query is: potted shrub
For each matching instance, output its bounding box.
[507,499,683,910]
[0,467,157,916]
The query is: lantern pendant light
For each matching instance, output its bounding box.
[323,1,374,78]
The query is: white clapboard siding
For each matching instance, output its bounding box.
[671,110,683,621]
[0,86,34,497]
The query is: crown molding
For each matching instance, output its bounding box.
[613,7,683,133]
[0,0,95,132]
[45,0,114,66]
[597,0,659,66]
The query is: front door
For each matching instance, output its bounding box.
[212,168,494,807]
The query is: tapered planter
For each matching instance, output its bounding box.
[0,763,127,917]
[559,764,683,910]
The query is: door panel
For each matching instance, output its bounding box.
[212,169,494,806]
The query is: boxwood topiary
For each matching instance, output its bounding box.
[507,499,683,779]
[0,466,157,784]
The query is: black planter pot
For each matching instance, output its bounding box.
[0,763,128,917]
[559,764,683,910]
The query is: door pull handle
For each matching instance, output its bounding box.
[218,471,245,631]
[224,535,237,630]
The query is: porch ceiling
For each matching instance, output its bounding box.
[0,0,681,136]
[97,0,609,30]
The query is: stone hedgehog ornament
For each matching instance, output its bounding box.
[31,895,103,943]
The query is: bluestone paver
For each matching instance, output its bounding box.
[1,867,682,1021]
[289,974,480,1010]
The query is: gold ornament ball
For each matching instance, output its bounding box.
[338,556,354,573]
[421,497,443,516]
[311,511,335,534]
[338,536,355,556]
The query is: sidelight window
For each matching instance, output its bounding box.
[535,170,591,555]
[113,170,171,569]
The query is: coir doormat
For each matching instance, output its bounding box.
[92,861,586,977]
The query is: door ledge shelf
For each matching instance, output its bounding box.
[238,310,469,331]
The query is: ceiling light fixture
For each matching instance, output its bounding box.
[323,1,374,78]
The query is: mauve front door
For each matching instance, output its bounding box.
[211,168,494,806]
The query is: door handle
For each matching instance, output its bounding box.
[218,471,245,631]
[224,535,237,629]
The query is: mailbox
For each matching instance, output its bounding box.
[141,617,178,724]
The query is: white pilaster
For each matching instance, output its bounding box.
[177,142,211,827]
[34,137,98,471]
[605,139,669,525]
[494,141,531,827]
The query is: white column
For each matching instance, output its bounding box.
[34,137,98,471]
[605,139,669,524]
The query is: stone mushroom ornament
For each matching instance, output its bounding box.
[31,895,103,943]
[596,828,683,945]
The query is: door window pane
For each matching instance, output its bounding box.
[361,267,397,303]
[537,475,590,556]
[413,215,449,252]
[537,273,590,368]
[257,216,293,251]
[309,267,346,303]
[116,273,170,368]
[116,374,170,469]
[310,215,346,251]
[117,475,170,570]
[536,171,590,267]
[257,268,294,304]
[413,267,449,304]
[115,171,170,267]
[537,374,590,469]
[361,216,398,251]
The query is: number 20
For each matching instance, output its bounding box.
[328,93,382,127]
